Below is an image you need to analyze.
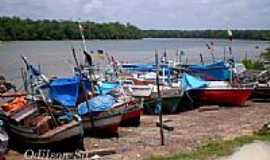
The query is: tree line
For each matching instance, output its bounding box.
[0,17,142,40]
[143,30,270,41]
[0,17,270,41]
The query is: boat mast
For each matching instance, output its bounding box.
[155,49,164,145]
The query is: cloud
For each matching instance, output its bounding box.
[0,0,269,29]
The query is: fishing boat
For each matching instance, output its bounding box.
[182,73,253,106]
[119,64,182,114]
[185,60,232,81]
[47,76,122,135]
[251,83,270,101]
[123,82,182,114]
[96,81,143,126]
[251,70,270,101]
[142,85,182,114]
[0,96,84,151]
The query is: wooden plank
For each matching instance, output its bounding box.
[198,106,219,112]
[156,122,174,131]
[0,92,26,98]
[11,105,38,122]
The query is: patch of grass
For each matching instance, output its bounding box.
[148,132,270,160]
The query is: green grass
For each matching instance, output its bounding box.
[148,132,270,160]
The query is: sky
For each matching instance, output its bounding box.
[0,0,270,30]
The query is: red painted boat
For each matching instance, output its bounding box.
[189,88,253,106]
[118,99,143,126]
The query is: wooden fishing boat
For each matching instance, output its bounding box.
[188,87,253,106]
[124,84,182,114]
[81,107,122,135]
[143,86,182,114]
[80,95,143,133]
[251,83,270,101]
[182,73,253,106]
[96,81,143,126]
[0,97,84,151]
[117,96,142,126]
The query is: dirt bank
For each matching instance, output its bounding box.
[5,102,270,160]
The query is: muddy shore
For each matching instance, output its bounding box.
[5,102,270,160]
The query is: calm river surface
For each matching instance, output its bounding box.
[0,38,269,85]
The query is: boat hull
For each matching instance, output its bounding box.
[7,119,84,152]
[119,100,143,126]
[189,88,253,106]
[82,109,122,136]
[143,95,182,114]
[251,87,270,101]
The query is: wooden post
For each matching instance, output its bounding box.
[155,50,164,146]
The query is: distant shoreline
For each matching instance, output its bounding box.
[1,37,270,42]
[1,17,270,41]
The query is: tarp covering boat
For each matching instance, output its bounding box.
[49,76,91,108]
[121,64,172,75]
[96,81,121,95]
[187,61,231,81]
[181,73,208,91]
[78,95,116,115]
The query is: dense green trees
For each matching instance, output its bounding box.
[143,30,270,41]
[0,17,142,40]
[0,17,270,41]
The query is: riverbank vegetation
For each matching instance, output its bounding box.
[0,17,142,40]
[1,17,270,41]
[242,48,270,70]
[149,131,270,160]
[143,30,270,41]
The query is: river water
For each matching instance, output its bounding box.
[0,38,269,86]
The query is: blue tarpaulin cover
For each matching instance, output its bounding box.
[49,76,91,108]
[187,61,231,81]
[181,73,208,91]
[78,95,116,115]
[121,64,172,75]
[96,81,120,95]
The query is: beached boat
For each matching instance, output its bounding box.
[96,80,143,126]
[123,83,182,114]
[251,83,270,101]
[0,97,84,151]
[143,85,182,114]
[182,73,253,106]
[185,60,232,81]
[188,87,253,106]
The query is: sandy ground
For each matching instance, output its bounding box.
[5,102,270,160]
